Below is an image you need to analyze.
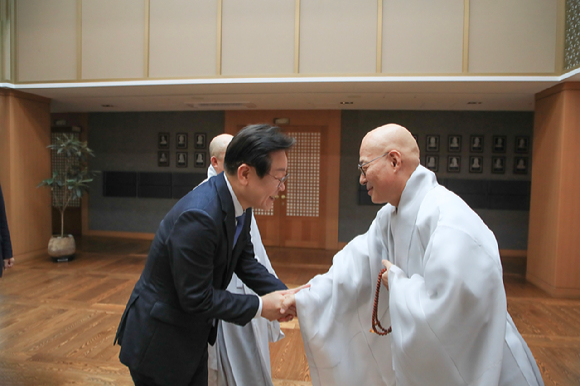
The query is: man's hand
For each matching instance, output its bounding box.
[3,257,14,269]
[260,284,310,322]
[381,259,393,290]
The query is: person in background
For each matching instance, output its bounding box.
[206,133,284,386]
[0,182,14,278]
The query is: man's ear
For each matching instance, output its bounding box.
[389,150,403,170]
[237,164,251,186]
[210,156,219,168]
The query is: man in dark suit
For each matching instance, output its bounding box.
[115,124,302,386]
[0,182,14,278]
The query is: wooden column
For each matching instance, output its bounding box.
[0,88,52,262]
[527,83,580,297]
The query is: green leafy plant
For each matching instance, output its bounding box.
[37,134,96,237]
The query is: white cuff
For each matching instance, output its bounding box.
[254,295,263,319]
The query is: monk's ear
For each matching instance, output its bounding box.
[389,150,402,170]
[237,164,251,186]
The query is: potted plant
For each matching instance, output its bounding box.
[38,134,95,261]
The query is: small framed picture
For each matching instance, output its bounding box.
[470,135,484,153]
[176,133,188,149]
[426,135,439,152]
[425,155,439,172]
[469,156,483,173]
[513,157,529,174]
[176,152,188,168]
[448,135,462,152]
[447,156,461,173]
[492,135,507,153]
[194,152,206,168]
[515,136,529,154]
[194,133,207,149]
[158,132,170,149]
[492,156,506,174]
[158,151,170,167]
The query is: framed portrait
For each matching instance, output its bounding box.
[176,152,188,168]
[425,135,439,152]
[470,135,484,153]
[514,136,529,154]
[491,156,505,174]
[447,155,461,173]
[492,135,507,153]
[448,135,462,152]
[158,151,170,167]
[424,155,439,172]
[194,133,207,149]
[194,152,206,168]
[513,157,529,174]
[176,133,188,149]
[158,132,170,149]
[469,156,483,173]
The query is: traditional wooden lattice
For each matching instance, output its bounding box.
[285,132,320,217]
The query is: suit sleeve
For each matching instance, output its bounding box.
[0,184,13,264]
[167,209,261,326]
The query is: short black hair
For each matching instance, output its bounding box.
[224,124,295,178]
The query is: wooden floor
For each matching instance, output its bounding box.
[0,236,578,386]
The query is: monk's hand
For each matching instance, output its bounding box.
[381,259,393,290]
[278,294,297,322]
[3,257,14,269]
[261,290,289,321]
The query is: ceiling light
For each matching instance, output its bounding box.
[101,104,114,108]
[467,101,482,105]
[340,101,354,105]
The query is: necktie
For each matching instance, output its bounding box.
[233,213,246,246]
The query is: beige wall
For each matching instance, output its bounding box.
[0,88,52,261]
[527,83,580,297]
[12,0,561,82]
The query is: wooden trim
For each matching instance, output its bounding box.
[462,0,470,73]
[535,82,580,101]
[12,247,47,263]
[77,0,82,80]
[527,272,580,298]
[294,0,300,73]
[216,0,222,75]
[85,230,155,240]
[0,87,50,103]
[144,0,150,78]
[499,249,527,259]
[376,0,382,73]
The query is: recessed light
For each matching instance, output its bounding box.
[340,101,354,105]
[467,101,482,105]
[101,104,115,108]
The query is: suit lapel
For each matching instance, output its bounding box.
[215,174,235,270]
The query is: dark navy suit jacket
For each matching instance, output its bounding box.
[115,173,286,386]
[0,183,13,278]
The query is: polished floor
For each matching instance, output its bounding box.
[0,236,578,386]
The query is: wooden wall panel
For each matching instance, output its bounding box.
[149,0,217,78]
[528,83,580,297]
[299,0,376,74]
[221,0,294,75]
[16,0,77,82]
[469,0,557,73]
[81,0,146,80]
[382,0,463,74]
[0,89,51,261]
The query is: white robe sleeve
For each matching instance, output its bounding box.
[388,224,507,386]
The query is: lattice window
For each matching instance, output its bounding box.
[51,133,81,208]
[565,0,580,70]
[285,132,320,217]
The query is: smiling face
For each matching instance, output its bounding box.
[247,150,288,210]
[359,139,396,205]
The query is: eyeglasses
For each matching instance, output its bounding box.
[269,173,289,188]
[358,152,389,177]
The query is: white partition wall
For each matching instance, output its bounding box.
[81,0,146,80]
[16,0,77,82]
[469,0,558,74]
[382,0,464,74]
[299,0,377,74]
[149,0,217,78]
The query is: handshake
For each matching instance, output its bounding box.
[260,284,310,322]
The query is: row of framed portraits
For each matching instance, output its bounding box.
[158,151,207,168]
[425,155,529,174]
[420,134,530,154]
[158,132,207,150]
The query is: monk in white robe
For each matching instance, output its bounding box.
[206,134,284,386]
[294,124,544,386]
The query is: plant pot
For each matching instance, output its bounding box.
[48,235,76,262]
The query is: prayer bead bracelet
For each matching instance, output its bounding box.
[371,267,392,336]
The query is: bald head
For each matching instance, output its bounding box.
[209,134,233,174]
[359,124,420,206]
